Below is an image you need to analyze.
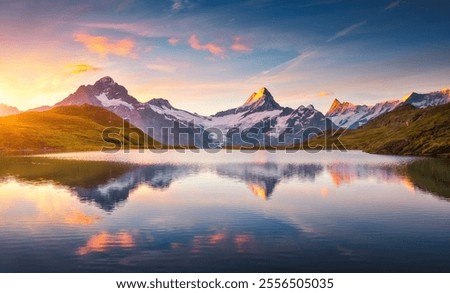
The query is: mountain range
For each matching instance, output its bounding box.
[312,102,450,156]
[0,76,449,149]
[326,89,450,129]
[50,77,335,147]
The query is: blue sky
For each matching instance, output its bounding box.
[0,0,449,113]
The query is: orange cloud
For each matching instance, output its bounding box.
[188,34,225,58]
[74,33,135,57]
[65,63,100,75]
[168,37,180,46]
[318,91,334,97]
[231,36,252,53]
[77,231,134,255]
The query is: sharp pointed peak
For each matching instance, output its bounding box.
[244,87,274,105]
[326,97,356,116]
[332,98,342,105]
[257,87,270,94]
[402,92,416,102]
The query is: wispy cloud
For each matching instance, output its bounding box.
[172,0,187,12]
[328,20,367,42]
[64,64,100,75]
[168,37,180,46]
[188,34,225,58]
[231,36,252,53]
[77,22,158,38]
[74,33,135,57]
[384,0,402,10]
[147,63,176,73]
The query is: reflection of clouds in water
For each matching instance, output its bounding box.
[77,231,135,255]
[190,231,256,254]
[0,181,101,227]
[64,212,100,226]
[234,234,255,253]
[336,245,365,261]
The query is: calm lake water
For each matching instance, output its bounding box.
[0,150,449,272]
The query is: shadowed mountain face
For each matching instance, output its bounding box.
[1,155,448,211]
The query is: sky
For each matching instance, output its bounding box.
[0,0,449,114]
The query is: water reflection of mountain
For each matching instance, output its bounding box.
[325,160,450,200]
[215,163,324,199]
[0,157,200,212]
[1,156,448,211]
[73,164,201,211]
[326,163,402,186]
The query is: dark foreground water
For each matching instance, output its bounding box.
[0,150,449,272]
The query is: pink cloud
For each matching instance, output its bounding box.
[74,33,135,57]
[231,36,252,53]
[168,37,180,46]
[188,34,225,58]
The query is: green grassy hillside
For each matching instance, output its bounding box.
[308,103,450,157]
[0,105,159,155]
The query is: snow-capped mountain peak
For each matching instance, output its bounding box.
[240,87,282,112]
[328,98,343,115]
[326,98,399,129]
[402,89,450,108]
[326,88,449,129]
[326,99,363,117]
[46,76,448,147]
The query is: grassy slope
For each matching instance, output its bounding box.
[308,103,450,156]
[0,105,159,155]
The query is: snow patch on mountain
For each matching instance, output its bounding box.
[148,103,206,124]
[403,88,450,108]
[327,99,400,129]
[96,93,134,110]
